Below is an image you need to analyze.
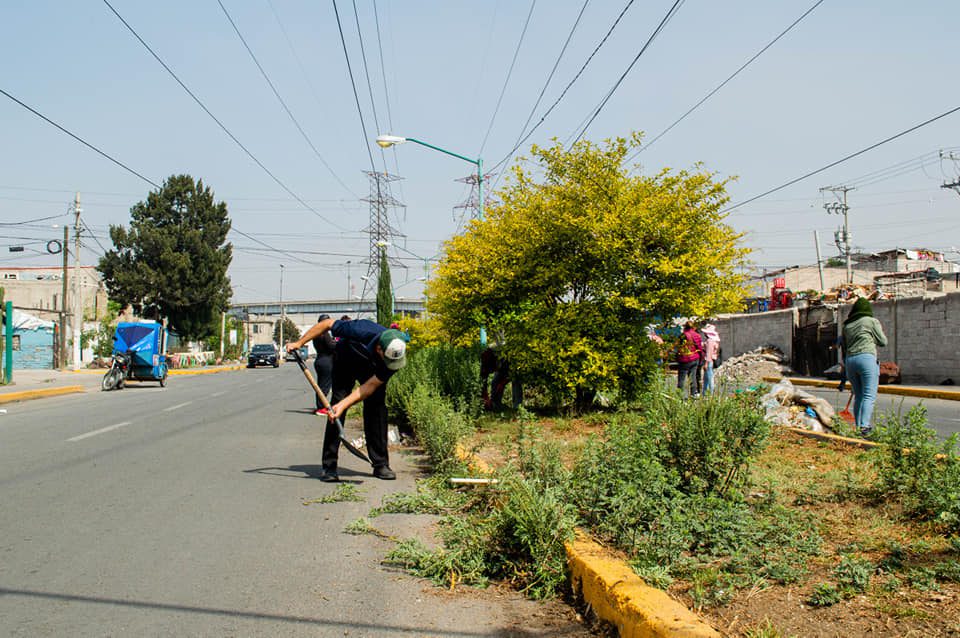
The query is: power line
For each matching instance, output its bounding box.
[724,104,960,213]
[629,0,825,160]
[229,227,318,266]
[332,0,377,173]
[490,0,591,193]
[0,87,160,189]
[570,0,685,145]
[488,0,637,173]
[478,0,537,156]
[350,0,388,173]
[0,213,69,227]
[101,0,346,230]
[218,0,358,199]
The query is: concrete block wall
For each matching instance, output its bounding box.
[713,308,795,362]
[840,293,960,384]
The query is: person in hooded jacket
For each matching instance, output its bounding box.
[842,297,888,435]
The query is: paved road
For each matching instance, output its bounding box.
[794,385,960,440]
[0,367,591,637]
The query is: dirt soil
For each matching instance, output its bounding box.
[464,417,960,638]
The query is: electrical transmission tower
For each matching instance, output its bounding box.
[820,184,854,284]
[453,171,495,223]
[360,171,405,301]
[940,151,960,195]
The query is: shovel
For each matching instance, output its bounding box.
[290,349,371,465]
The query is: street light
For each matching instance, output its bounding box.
[376,133,486,344]
[375,134,484,221]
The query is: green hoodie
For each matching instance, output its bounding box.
[842,299,887,357]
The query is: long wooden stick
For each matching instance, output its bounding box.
[291,349,371,464]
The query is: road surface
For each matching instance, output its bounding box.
[0,366,592,637]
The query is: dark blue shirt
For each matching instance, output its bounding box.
[331,319,393,382]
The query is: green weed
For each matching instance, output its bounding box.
[807,583,841,607]
[303,484,365,505]
[833,555,873,595]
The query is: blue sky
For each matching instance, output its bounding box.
[2,1,958,303]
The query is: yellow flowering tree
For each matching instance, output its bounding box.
[429,135,748,409]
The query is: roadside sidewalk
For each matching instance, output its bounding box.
[764,375,960,402]
[0,365,244,405]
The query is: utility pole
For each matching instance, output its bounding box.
[60,225,69,369]
[821,185,854,284]
[940,151,960,195]
[72,192,82,370]
[279,264,284,347]
[814,230,825,291]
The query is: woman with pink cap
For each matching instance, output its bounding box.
[701,323,721,394]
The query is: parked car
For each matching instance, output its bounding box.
[247,343,279,368]
[285,345,309,362]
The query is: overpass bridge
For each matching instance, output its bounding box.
[229,298,425,328]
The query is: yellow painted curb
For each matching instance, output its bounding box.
[566,534,720,638]
[169,365,244,376]
[763,376,960,402]
[0,385,86,404]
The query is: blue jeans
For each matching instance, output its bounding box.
[703,363,714,394]
[845,353,879,432]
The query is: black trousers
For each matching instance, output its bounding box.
[677,359,700,396]
[313,353,333,410]
[322,345,389,471]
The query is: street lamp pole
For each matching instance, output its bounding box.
[376,135,484,221]
[376,134,486,344]
[346,260,352,301]
[279,264,284,347]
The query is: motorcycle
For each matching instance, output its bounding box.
[101,350,131,391]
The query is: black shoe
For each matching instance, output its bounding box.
[373,466,396,480]
[318,468,339,482]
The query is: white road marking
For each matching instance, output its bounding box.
[210,391,227,398]
[68,422,132,442]
[163,401,193,412]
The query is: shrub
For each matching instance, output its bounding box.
[870,406,960,532]
[807,582,841,607]
[404,383,472,475]
[387,343,482,424]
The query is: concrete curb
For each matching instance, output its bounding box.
[763,376,960,402]
[0,385,86,404]
[169,365,244,376]
[455,446,719,637]
[65,365,244,377]
[566,534,720,638]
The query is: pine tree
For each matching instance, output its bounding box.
[376,247,393,327]
[97,175,233,341]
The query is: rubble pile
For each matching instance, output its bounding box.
[714,346,792,386]
[760,379,837,432]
